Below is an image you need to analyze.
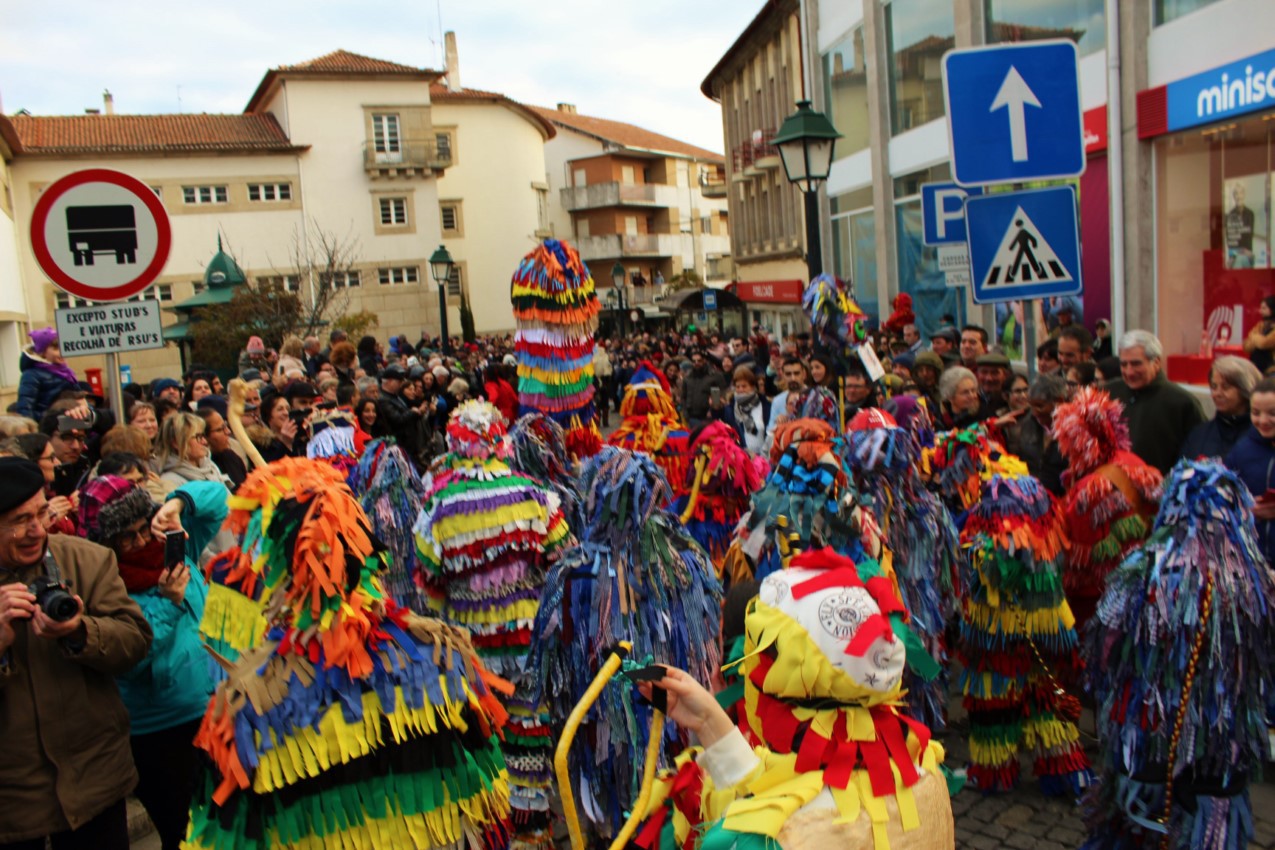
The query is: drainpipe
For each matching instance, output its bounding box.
[1106,0,1125,343]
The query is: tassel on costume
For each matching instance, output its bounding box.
[607,361,692,497]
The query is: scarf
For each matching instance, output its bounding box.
[30,354,79,387]
[116,538,167,592]
[734,392,762,436]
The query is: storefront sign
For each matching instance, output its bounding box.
[1083,106,1107,154]
[733,279,803,304]
[1165,46,1275,132]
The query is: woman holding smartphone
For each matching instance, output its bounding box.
[76,475,227,850]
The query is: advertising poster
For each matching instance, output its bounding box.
[1224,174,1269,269]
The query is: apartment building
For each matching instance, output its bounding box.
[0,115,26,408]
[4,45,553,387]
[531,103,731,322]
[701,0,813,338]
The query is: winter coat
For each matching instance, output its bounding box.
[1181,411,1250,461]
[1226,427,1275,565]
[682,366,728,422]
[117,482,224,736]
[16,349,79,422]
[1105,372,1206,475]
[0,534,152,842]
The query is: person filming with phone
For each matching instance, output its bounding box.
[71,474,228,850]
[0,458,152,850]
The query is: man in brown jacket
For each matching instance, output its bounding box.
[0,458,152,850]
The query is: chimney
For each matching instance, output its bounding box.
[103,89,114,115]
[444,31,461,93]
[556,103,577,114]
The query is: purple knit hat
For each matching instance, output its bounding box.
[78,475,156,544]
[29,327,58,355]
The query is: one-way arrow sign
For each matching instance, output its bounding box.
[943,40,1085,186]
[990,66,1041,162]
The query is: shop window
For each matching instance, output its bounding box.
[833,203,880,323]
[985,0,1105,57]
[822,24,870,159]
[1155,115,1275,359]
[886,0,955,136]
[895,198,963,338]
[1154,0,1223,26]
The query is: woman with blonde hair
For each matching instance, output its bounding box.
[155,411,231,495]
[1182,354,1264,459]
[276,335,306,379]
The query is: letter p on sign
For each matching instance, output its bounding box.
[922,182,982,247]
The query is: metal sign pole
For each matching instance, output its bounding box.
[1024,302,1037,379]
[105,350,125,415]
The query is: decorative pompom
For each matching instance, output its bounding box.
[1051,387,1131,478]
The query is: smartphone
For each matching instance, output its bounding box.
[710,386,721,404]
[164,530,186,569]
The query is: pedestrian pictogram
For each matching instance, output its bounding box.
[30,168,172,302]
[964,185,1082,304]
[982,208,1072,287]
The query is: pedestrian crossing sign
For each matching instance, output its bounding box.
[964,185,1082,304]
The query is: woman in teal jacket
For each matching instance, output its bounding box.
[77,476,226,850]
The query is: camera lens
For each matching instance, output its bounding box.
[42,589,79,622]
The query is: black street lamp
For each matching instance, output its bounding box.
[610,261,629,338]
[428,244,455,356]
[772,100,841,280]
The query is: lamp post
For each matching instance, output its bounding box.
[428,244,455,356]
[610,261,629,339]
[771,100,841,280]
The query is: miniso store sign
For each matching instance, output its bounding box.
[1167,47,1275,131]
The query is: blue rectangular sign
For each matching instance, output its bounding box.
[964,185,1082,304]
[1166,47,1275,133]
[943,40,1085,186]
[922,182,983,246]
[703,290,718,310]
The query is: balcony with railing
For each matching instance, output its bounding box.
[559,181,679,212]
[731,128,779,179]
[575,233,677,261]
[700,176,728,198]
[362,139,452,178]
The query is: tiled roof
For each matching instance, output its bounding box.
[278,49,426,76]
[527,105,723,162]
[429,84,556,138]
[0,114,20,156]
[246,50,440,112]
[8,113,302,155]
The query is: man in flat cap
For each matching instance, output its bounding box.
[0,458,151,849]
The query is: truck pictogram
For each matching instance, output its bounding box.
[66,205,137,266]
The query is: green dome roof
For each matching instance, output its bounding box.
[204,235,246,287]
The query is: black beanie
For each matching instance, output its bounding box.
[0,458,46,515]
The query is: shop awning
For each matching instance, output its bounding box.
[729,279,804,304]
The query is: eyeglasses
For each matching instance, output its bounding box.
[115,522,152,548]
[1,506,54,537]
[192,432,209,443]
[57,433,87,444]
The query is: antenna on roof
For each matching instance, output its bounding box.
[436,0,445,69]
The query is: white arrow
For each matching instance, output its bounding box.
[990,66,1041,162]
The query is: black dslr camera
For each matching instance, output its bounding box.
[29,551,78,622]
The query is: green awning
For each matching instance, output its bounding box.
[162,320,192,341]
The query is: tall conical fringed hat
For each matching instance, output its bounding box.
[184,457,514,850]
[512,238,602,460]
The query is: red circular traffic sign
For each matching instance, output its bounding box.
[30,168,172,302]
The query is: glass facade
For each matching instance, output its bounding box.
[893,165,962,336]
[1155,114,1275,361]
[832,187,878,321]
[985,0,1105,57]
[823,25,871,159]
[1154,0,1223,26]
[886,0,955,135]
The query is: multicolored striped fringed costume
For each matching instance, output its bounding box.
[1083,459,1275,850]
[528,446,722,842]
[511,238,601,460]
[183,457,513,850]
[671,421,768,574]
[413,400,570,850]
[607,361,692,496]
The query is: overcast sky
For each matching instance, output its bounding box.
[0,0,765,154]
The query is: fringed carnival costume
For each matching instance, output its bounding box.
[672,421,768,573]
[304,405,370,475]
[636,548,954,850]
[841,408,961,733]
[183,457,514,850]
[942,446,1092,797]
[1082,459,1275,850]
[511,238,602,460]
[349,439,428,613]
[1051,387,1162,630]
[802,273,872,425]
[506,412,582,531]
[607,360,693,496]
[721,418,870,586]
[412,400,570,849]
[528,446,722,841]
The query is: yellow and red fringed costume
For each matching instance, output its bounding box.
[954,456,1093,797]
[183,457,513,850]
[412,400,570,850]
[512,239,602,460]
[1051,387,1162,631]
[635,548,954,850]
[607,361,692,496]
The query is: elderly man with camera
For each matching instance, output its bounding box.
[0,457,152,850]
